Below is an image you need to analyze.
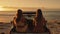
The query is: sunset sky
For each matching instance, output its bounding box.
[0,0,60,9]
[0,0,60,22]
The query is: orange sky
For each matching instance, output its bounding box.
[0,0,60,9]
[0,0,60,23]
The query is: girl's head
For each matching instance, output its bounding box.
[17,9,22,18]
[36,9,42,18]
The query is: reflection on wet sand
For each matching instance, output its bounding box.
[47,20,60,34]
[0,20,60,34]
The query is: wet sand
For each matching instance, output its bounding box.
[0,21,60,34]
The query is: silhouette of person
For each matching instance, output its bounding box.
[10,9,28,33]
[33,9,49,33]
[10,9,36,34]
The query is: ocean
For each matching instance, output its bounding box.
[0,11,60,23]
[0,11,60,34]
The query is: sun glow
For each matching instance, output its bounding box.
[0,6,17,11]
[0,6,5,11]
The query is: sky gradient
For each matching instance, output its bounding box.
[0,0,60,9]
[0,0,60,22]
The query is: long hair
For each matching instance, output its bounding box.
[35,9,43,22]
[16,9,23,23]
[33,9,45,32]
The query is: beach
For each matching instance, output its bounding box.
[0,11,60,34]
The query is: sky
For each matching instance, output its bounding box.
[0,0,60,22]
[0,0,60,9]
